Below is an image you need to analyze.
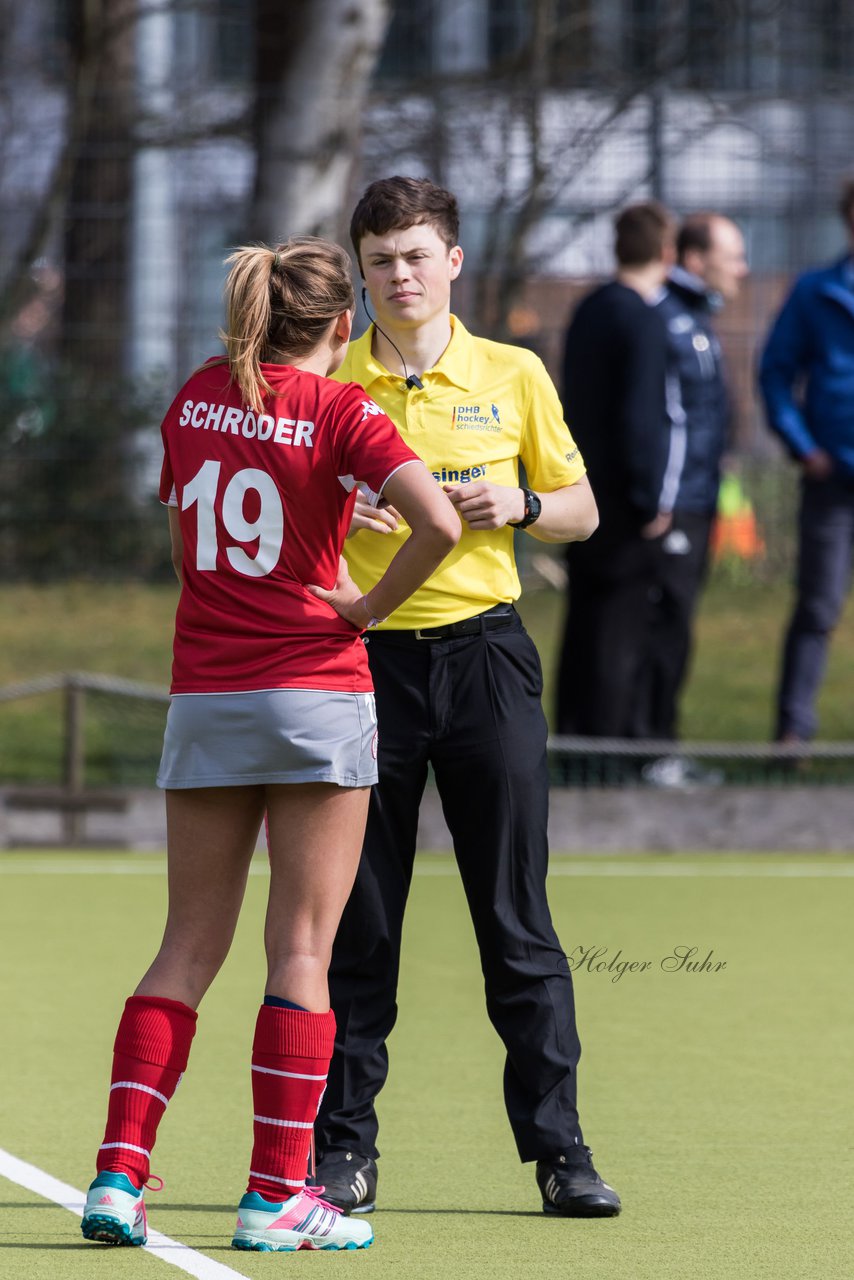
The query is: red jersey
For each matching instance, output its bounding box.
[158,359,420,694]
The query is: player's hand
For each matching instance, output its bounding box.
[801,448,833,481]
[443,482,525,530]
[305,557,370,629]
[347,494,401,538]
[641,511,673,539]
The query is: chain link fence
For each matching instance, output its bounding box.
[2,0,853,782]
[3,2,849,581]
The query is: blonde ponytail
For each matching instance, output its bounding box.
[220,237,355,412]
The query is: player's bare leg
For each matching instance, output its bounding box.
[135,785,266,1008]
[263,782,370,1011]
[83,786,264,1245]
[232,782,373,1251]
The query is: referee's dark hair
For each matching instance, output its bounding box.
[614,201,674,268]
[350,176,460,273]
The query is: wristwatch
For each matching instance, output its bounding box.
[509,487,542,529]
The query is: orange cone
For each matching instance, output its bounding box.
[710,474,765,560]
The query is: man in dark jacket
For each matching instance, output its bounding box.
[556,202,676,741]
[636,214,747,766]
[759,179,854,743]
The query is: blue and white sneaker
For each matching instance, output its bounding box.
[232,1187,373,1252]
[81,1171,148,1245]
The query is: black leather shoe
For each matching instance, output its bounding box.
[536,1147,621,1217]
[310,1151,377,1215]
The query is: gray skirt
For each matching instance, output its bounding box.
[156,688,379,789]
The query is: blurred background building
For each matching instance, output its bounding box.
[2,0,852,580]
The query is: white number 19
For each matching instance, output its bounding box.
[181,460,284,577]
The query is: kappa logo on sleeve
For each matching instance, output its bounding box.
[361,399,384,420]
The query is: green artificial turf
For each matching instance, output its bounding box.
[1,851,852,1279]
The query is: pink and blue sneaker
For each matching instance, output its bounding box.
[81,1171,147,1246]
[232,1187,373,1252]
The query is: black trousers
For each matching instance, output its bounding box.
[635,510,713,740]
[316,609,584,1164]
[557,530,658,737]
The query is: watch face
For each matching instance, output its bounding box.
[510,489,541,527]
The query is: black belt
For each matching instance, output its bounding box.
[378,604,516,642]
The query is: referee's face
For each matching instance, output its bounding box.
[360,223,463,335]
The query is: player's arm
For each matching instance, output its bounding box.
[346,488,400,537]
[167,506,184,586]
[443,474,598,542]
[307,462,460,626]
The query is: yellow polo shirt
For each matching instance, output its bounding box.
[335,315,586,629]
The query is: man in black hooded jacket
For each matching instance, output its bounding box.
[556,202,676,742]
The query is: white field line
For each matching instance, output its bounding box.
[428,861,854,877]
[0,1147,246,1280]
[1,858,854,878]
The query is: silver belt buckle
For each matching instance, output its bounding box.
[413,628,438,640]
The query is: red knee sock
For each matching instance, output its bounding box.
[247,1005,336,1201]
[96,994,197,1188]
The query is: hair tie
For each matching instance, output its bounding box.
[272,251,281,270]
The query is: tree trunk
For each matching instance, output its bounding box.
[61,0,136,379]
[251,0,391,246]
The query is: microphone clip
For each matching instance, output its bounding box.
[405,374,424,391]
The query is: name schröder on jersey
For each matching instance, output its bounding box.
[178,399,314,447]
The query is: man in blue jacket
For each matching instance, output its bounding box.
[759,178,854,743]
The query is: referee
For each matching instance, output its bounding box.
[312,176,620,1219]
